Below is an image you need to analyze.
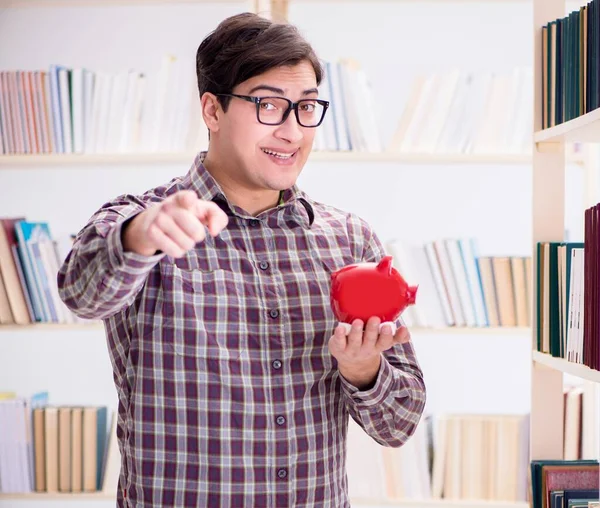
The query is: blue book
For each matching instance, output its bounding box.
[14,221,59,323]
[96,406,108,491]
[564,488,600,506]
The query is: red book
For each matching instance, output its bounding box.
[542,464,599,508]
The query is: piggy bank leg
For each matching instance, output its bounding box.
[379,321,397,336]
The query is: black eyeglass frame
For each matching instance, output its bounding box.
[217,93,330,127]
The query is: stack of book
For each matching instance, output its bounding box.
[530,460,599,508]
[0,392,119,494]
[387,238,532,328]
[0,57,382,156]
[563,382,600,461]
[2,395,595,500]
[536,202,600,371]
[312,59,382,153]
[541,1,600,128]
[0,217,82,325]
[347,413,530,503]
[0,57,206,155]
[388,68,534,155]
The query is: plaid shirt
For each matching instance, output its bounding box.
[58,152,426,508]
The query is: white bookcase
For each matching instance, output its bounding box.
[531,0,600,463]
[1,0,592,506]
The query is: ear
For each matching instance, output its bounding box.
[201,92,221,133]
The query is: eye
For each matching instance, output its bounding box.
[259,101,278,111]
[299,102,316,113]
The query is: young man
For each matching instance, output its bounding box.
[58,12,426,508]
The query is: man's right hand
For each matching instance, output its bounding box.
[122,190,229,258]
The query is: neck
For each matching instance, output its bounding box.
[203,151,281,216]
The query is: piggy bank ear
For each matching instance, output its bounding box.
[376,256,393,276]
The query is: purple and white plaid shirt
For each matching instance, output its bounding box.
[58,152,426,507]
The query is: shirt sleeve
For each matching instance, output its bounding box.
[339,214,427,447]
[57,194,165,320]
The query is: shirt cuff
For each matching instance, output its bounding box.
[105,216,166,275]
[339,354,395,408]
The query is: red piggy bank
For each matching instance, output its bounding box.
[330,256,418,327]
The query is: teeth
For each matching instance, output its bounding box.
[262,149,294,159]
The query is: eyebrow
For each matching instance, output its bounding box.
[247,85,319,96]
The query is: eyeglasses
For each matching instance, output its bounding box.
[217,93,329,127]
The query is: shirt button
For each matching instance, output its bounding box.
[259,260,270,271]
[269,309,279,319]
[249,219,259,227]
[272,360,282,370]
[277,468,287,479]
[276,415,286,426]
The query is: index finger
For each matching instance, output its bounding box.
[194,201,229,236]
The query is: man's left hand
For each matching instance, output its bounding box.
[328,316,411,391]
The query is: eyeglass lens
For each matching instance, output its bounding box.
[258,97,325,126]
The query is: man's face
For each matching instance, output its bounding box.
[215,60,320,194]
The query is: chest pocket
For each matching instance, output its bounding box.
[156,261,264,393]
[158,262,248,354]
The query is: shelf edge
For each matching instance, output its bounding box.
[532,351,600,383]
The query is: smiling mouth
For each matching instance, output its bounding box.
[261,148,298,160]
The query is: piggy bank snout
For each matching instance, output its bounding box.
[406,285,418,306]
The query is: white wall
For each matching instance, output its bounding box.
[0,1,589,505]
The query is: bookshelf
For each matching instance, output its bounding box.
[534,106,600,144]
[532,351,600,384]
[0,323,103,330]
[531,0,600,469]
[350,501,529,508]
[0,493,114,501]
[0,493,529,508]
[0,0,569,505]
[0,0,533,6]
[0,0,248,5]
[0,152,556,166]
[0,323,532,334]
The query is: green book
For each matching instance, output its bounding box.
[548,242,560,357]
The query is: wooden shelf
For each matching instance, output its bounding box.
[532,351,600,383]
[0,152,573,167]
[0,0,532,6]
[534,107,600,144]
[0,322,103,330]
[0,0,244,6]
[0,323,530,334]
[0,493,528,506]
[0,492,114,500]
[0,153,198,166]
[312,152,538,164]
[351,499,529,508]
[411,326,531,335]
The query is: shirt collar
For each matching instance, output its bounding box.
[186,151,314,226]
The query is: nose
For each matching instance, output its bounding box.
[274,110,304,144]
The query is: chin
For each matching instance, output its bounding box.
[269,175,300,192]
[263,166,305,188]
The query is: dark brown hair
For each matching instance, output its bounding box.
[196,12,323,110]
